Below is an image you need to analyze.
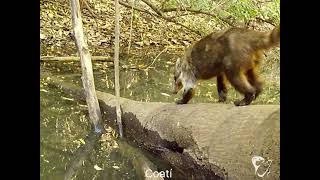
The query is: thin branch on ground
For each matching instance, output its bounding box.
[127,0,135,55]
[118,0,201,35]
[140,0,163,16]
[256,17,276,26]
[80,0,97,18]
[40,56,113,62]
[161,7,234,26]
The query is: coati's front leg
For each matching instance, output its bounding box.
[176,88,195,104]
[217,74,228,102]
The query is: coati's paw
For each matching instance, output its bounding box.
[253,92,261,100]
[234,99,251,106]
[176,99,186,105]
[234,96,255,106]
[218,96,227,103]
[235,94,255,106]
[218,91,227,103]
[234,100,246,106]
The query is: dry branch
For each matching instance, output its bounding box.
[40,56,113,62]
[118,0,201,35]
[139,0,234,27]
[143,47,167,69]
[256,17,276,26]
[141,0,163,16]
[127,0,135,55]
[80,0,97,18]
[161,7,234,26]
[119,0,153,15]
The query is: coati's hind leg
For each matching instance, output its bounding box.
[246,68,263,100]
[176,88,195,104]
[225,69,256,106]
[217,74,228,102]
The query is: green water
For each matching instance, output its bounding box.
[40,55,184,180]
[40,78,139,179]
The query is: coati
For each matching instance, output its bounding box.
[172,25,280,106]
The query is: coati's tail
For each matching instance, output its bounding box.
[254,25,280,50]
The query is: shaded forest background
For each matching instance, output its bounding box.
[40,0,279,55]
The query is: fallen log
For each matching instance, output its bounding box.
[46,75,280,180]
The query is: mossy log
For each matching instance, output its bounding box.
[46,75,280,180]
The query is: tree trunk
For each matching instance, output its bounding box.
[69,0,103,133]
[46,75,280,180]
[113,0,124,138]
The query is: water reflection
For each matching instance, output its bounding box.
[40,79,138,179]
[40,75,185,180]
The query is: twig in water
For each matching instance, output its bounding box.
[144,47,168,69]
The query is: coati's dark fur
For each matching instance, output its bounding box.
[173,25,280,106]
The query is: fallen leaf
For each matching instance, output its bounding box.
[112,165,120,169]
[94,164,103,171]
[40,33,46,39]
[135,41,144,46]
[161,93,170,97]
[79,138,85,144]
[61,96,74,101]
[40,89,48,93]
[48,12,54,19]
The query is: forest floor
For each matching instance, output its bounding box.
[40,0,200,57]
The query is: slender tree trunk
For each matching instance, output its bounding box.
[114,0,124,138]
[70,0,103,133]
